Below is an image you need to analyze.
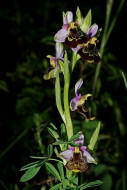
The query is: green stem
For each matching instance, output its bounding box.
[64,52,73,140]
[64,82,73,139]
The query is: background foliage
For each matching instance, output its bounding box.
[0,0,127,189]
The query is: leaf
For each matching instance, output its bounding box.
[88,121,101,150]
[36,158,48,167]
[20,160,42,171]
[69,176,78,185]
[48,144,53,158]
[20,167,41,182]
[121,71,127,90]
[48,128,59,139]
[81,9,92,33]
[94,164,107,176]
[79,180,103,190]
[53,140,66,145]
[58,60,64,73]
[50,123,57,130]
[46,163,61,182]
[55,74,65,123]
[57,162,64,180]
[29,156,47,159]
[76,6,82,26]
[69,133,80,142]
[60,123,66,137]
[102,173,112,190]
[64,51,70,83]
[49,183,62,190]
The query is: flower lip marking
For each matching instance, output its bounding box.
[60,134,96,172]
[70,79,95,120]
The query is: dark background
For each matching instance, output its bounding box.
[0,0,127,189]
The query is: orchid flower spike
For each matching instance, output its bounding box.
[54,11,73,42]
[70,79,95,120]
[43,42,64,80]
[60,134,97,172]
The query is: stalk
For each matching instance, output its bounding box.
[64,52,73,139]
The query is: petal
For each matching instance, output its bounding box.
[43,68,57,80]
[71,46,82,53]
[74,134,84,145]
[56,42,64,59]
[83,150,97,164]
[70,96,81,111]
[87,24,98,38]
[79,146,87,151]
[75,78,83,96]
[69,146,75,151]
[77,94,92,106]
[64,11,73,24]
[54,28,69,42]
[60,150,73,161]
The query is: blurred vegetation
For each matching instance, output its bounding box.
[0,0,127,189]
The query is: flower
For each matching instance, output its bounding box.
[54,11,73,42]
[43,42,64,80]
[60,134,96,172]
[70,79,95,120]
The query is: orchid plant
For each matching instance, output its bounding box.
[20,7,103,189]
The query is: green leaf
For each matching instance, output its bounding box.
[53,140,66,145]
[79,180,103,190]
[29,156,47,159]
[55,73,65,123]
[48,144,53,157]
[57,162,64,180]
[46,163,61,182]
[64,51,70,83]
[49,183,62,190]
[69,176,78,185]
[121,71,127,90]
[48,128,59,139]
[102,173,112,190]
[81,9,92,33]
[58,60,64,74]
[20,160,41,171]
[69,133,80,142]
[20,167,41,182]
[60,123,66,137]
[88,121,101,150]
[76,6,82,26]
[50,123,57,130]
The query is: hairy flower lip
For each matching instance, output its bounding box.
[60,134,96,164]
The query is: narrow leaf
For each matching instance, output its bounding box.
[53,140,66,145]
[79,180,103,190]
[20,160,41,171]
[60,123,66,137]
[46,163,61,182]
[55,74,65,123]
[49,183,62,190]
[88,121,101,150]
[50,122,57,130]
[76,6,82,26]
[81,9,92,33]
[64,51,70,83]
[57,162,64,180]
[48,144,53,157]
[122,71,127,90]
[69,133,80,142]
[20,167,41,182]
[48,128,59,139]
